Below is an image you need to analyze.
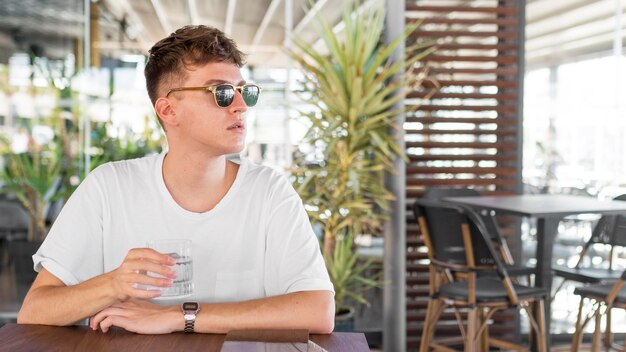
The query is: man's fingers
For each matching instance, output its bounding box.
[126,272,173,288]
[124,259,177,279]
[91,307,126,330]
[125,248,176,265]
[100,315,134,334]
[129,286,163,299]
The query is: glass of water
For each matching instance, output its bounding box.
[147,239,193,298]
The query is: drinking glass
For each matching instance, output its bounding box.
[147,239,193,298]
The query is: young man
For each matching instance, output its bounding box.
[17,25,335,334]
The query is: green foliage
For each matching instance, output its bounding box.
[290,1,434,312]
[326,233,380,312]
[0,139,64,242]
[89,116,165,170]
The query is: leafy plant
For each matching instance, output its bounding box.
[289,1,435,311]
[0,141,64,242]
[326,233,380,313]
[89,115,165,170]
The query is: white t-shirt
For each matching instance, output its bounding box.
[33,153,334,304]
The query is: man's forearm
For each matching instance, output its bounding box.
[194,291,335,334]
[18,269,118,326]
[19,249,175,326]
[89,290,335,334]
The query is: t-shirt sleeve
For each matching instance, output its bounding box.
[263,175,334,296]
[32,166,107,286]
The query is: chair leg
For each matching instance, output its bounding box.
[571,298,586,352]
[420,298,435,352]
[477,308,489,352]
[420,298,443,352]
[591,306,602,352]
[604,307,613,349]
[465,307,477,352]
[535,299,547,352]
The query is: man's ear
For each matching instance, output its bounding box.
[155,97,179,128]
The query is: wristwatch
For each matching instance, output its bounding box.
[181,302,200,333]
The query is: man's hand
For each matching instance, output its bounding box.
[90,299,181,334]
[105,248,178,301]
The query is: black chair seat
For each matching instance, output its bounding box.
[574,283,626,304]
[438,277,547,302]
[553,266,624,283]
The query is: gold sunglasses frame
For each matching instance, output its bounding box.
[165,83,262,107]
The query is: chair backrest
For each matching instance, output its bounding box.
[0,200,29,231]
[414,198,504,270]
[573,194,626,269]
[587,194,626,247]
[423,187,506,243]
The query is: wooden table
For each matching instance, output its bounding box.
[444,194,626,349]
[0,324,369,351]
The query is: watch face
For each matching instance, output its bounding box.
[183,302,199,311]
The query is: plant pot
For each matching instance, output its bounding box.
[334,307,355,332]
[9,240,41,298]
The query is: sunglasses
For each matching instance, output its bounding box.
[166,83,262,107]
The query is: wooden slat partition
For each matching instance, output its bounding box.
[404,0,523,350]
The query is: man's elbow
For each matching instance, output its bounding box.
[310,293,335,334]
[17,307,33,325]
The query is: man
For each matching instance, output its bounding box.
[17,25,335,334]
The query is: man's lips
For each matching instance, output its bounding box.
[227,122,245,130]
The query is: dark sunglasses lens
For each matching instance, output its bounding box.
[242,85,260,107]
[214,85,235,107]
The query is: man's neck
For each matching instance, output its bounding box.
[161,148,238,213]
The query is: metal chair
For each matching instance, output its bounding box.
[414,198,547,352]
[552,194,626,346]
[571,269,626,352]
[423,187,536,279]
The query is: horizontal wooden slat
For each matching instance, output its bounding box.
[406,117,518,125]
[407,91,517,100]
[422,79,517,88]
[406,141,517,149]
[406,178,517,187]
[409,17,518,26]
[408,154,517,162]
[407,166,518,176]
[414,67,519,76]
[406,129,517,136]
[411,30,518,39]
[406,5,519,15]
[428,43,519,51]
[424,55,517,64]
[418,104,517,113]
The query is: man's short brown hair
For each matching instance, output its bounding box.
[145,25,246,106]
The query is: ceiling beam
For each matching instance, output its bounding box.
[186,0,199,25]
[224,0,237,35]
[150,0,173,36]
[118,0,152,51]
[251,0,282,49]
[293,0,328,34]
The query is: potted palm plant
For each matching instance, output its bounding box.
[289,0,434,329]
